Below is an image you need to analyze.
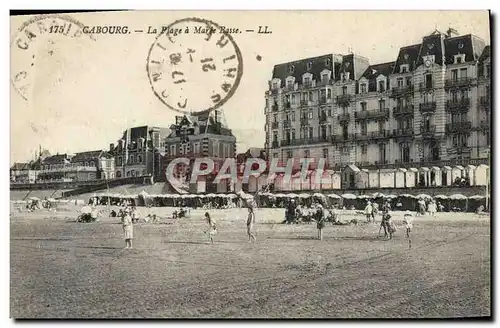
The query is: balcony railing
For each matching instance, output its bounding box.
[337,113,350,123]
[300,99,308,106]
[446,121,472,133]
[419,102,436,113]
[281,137,331,147]
[332,134,355,142]
[271,122,278,129]
[419,82,434,91]
[336,94,352,106]
[319,97,327,105]
[479,95,491,109]
[393,129,414,138]
[446,98,470,112]
[354,108,390,120]
[390,85,414,97]
[393,104,414,116]
[355,130,391,141]
[298,82,314,90]
[420,125,436,137]
[445,77,474,89]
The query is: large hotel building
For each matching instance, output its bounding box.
[264,29,491,171]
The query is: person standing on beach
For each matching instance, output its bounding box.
[204,212,217,244]
[246,207,257,243]
[122,208,134,249]
[315,204,326,240]
[364,201,373,223]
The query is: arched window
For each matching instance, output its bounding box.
[137,155,142,163]
[130,155,135,164]
[116,171,121,178]
[89,161,95,167]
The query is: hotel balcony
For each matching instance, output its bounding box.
[283,120,291,128]
[446,98,470,113]
[298,82,314,90]
[446,121,472,134]
[319,96,329,105]
[300,118,309,126]
[419,82,434,91]
[271,140,279,148]
[281,136,331,147]
[445,77,474,89]
[300,99,309,107]
[336,94,353,107]
[355,130,391,141]
[393,104,414,116]
[337,113,350,123]
[354,108,390,121]
[393,128,415,138]
[332,134,355,143]
[390,85,414,98]
[420,125,436,138]
[479,95,490,109]
[419,102,436,114]
[271,122,279,129]
[284,102,291,110]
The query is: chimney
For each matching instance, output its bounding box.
[214,110,219,124]
[109,143,114,152]
[446,27,459,38]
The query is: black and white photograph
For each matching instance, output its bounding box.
[9,10,491,319]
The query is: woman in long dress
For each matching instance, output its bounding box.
[246,207,257,242]
[122,208,134,249]
[204,212,217,244]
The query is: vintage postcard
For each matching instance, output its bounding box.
[10,10,491,319]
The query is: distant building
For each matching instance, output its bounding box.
[36,150,114,183]
[162,109,237,192]
[10,162,38,184]
[265,28,490,175]
[109,126,170,179]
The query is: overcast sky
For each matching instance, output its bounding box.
[10,10,490,164]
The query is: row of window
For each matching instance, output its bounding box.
[116,155,144,166]
[286,58,331,75]
[41,162,95,170]
[167,142,233,158]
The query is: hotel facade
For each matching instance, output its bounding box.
[264,29,490,189]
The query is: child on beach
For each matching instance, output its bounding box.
[247,207,257,242]
[403,210,413,238]
[122,208,134,249]
[204,212,217,244]
[315,204,326,240]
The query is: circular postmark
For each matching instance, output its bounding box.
[146,17,243,116]
[10,14,96,101]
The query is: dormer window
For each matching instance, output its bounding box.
[321,73,329,82]
[454,54,465,64]
[272,81,278,90]
[360,83,367,94]
[304,76,311,87]
[325,58,331,67]
[289,65,295,74]
[307,62,312,70]
[400,64,409,73]
[286,80,293,89]
[378,80,385,92]
[345,72,350,80]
